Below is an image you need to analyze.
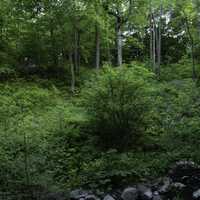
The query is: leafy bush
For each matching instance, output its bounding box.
[0,66,16,81]
[161,58,200,81]
[81,64,155,151]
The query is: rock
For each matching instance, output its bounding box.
[103,194,116,200]
[168,161,200,199]
[158,177,171,194]
[137,185,153,200]
[193,189,200,199]
[111,190,122,200]
[170,182,186,190]
[70,189,89,200]
[152,192,162,200]
[121,187,138,200]
[168,161,200,187]
[85,195,99,200]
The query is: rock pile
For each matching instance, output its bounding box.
[69,161,200,200]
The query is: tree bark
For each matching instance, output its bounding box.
[149,4,153,67]
[77,31,81,71]
[150,25,153,66]
[50,28,58,67]
[106,19,111,64]
[183,14,196,80]
[157,2,163,78]
[116,16,123,66]
[194,0,200,39]
[69,52,75,93]
[95,24,100,69]
[74,29,79,73]
[152,15,156,72]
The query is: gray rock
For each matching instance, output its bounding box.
[158,177,171,194]
[103,194,116,200]
[168,161,200,185]
[70,189,88,200]
[121,187,138,200]
[170,182,186,190]
[111,190,122,200]
[137,185,153,200]
[85,195,99,200]
[152,192,162,200]
[193,189,200,199]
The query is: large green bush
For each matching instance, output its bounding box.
[82,64,155,151]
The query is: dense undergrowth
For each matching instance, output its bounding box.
[1,63,200,193]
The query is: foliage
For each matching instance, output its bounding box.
[161,58,200,81]
[81,64,155,151]
[0,82,86,190]
[2,0,200,196]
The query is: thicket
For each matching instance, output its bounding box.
[1,63,200,193]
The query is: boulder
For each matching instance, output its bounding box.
[70,189,89,200]
[168,161,200,188]
[170,182,186,191]
[193,189,200,199]
[110,190,123,200]
[103,194,116,200]
[152,192,162,200]
[137,184,153,200]
[158,177,171,194]
[121,187,138,200]
[85,194,99,200]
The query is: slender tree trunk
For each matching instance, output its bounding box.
[191,42,196,80]
[0,25,3,42]
[194,0,200,39]
[152,15,156,72]
[77,31,81,71]
[69,52,75,93]
[116,16,123,66]
[95,24,100,69]
[157,1,163,78]
[183,14,196,80]
[150,15,153,67]
[74,29,79,73]
[106,19,111,64]
[50,28,58,66]
[149,0,153,67]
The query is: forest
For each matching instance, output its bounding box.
[1,0,200,199]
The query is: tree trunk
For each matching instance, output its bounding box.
[116,16,123,66]
[77,31,81,71]
[191,42,196,80]
[157,2,162,78]
[95,24,100,69]
[149,0,153,68]
[69,52,75,93]
[150,16,153,67]
[74,29,79,73]
[183,14,196,80]
[50,28,58,67]
[106,19,111,64]
[194,0,200,39]
[152,15,156,72]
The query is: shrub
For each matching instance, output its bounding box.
[81,64,155,151]
[0,66,17,81]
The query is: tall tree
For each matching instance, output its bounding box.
[103,0,133,66]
